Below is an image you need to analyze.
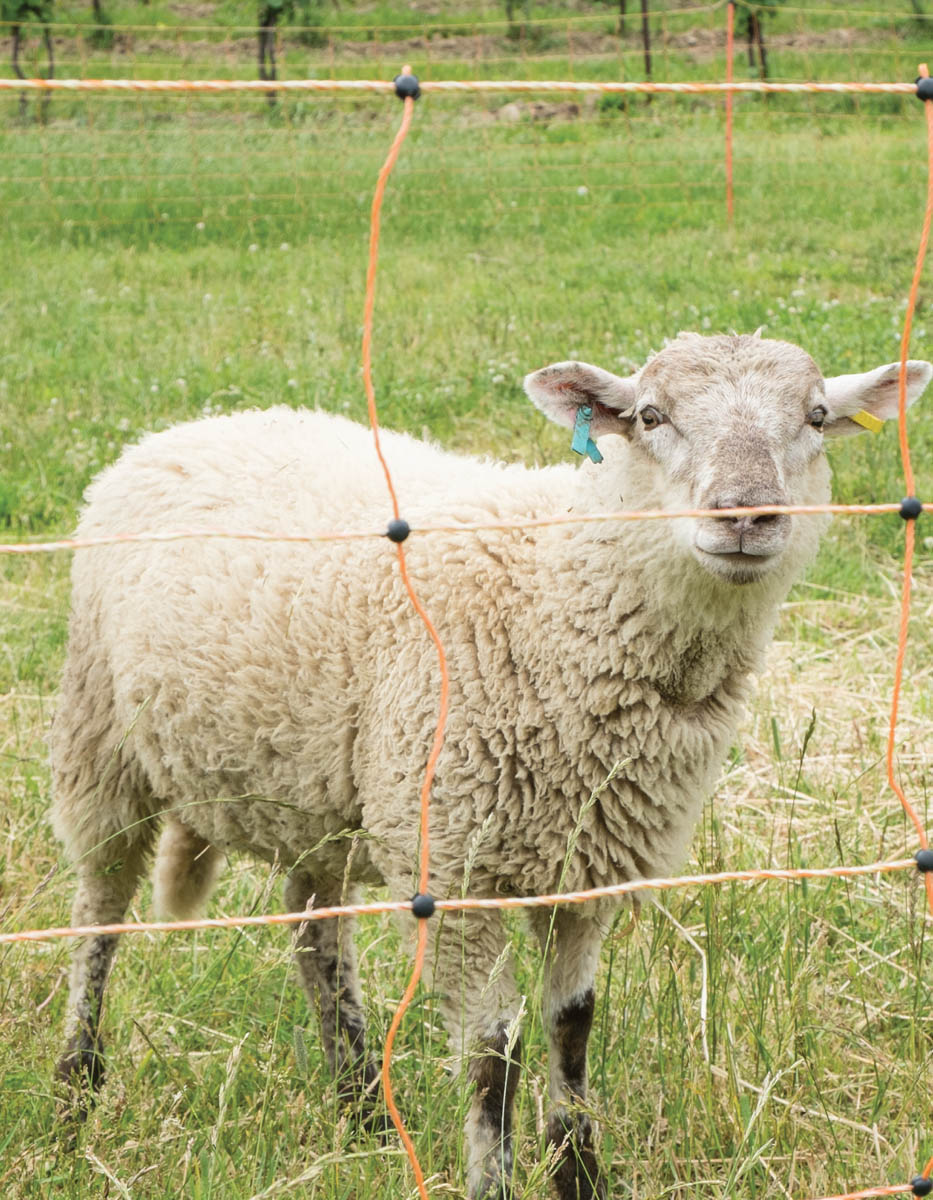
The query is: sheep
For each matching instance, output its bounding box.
[51,332,931,1200]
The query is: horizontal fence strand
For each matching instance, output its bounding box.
[0,504,928,557]
[0,78,922,95]
[807,1187,915,1200]
[0,858,919,945]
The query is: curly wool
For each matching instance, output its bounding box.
[50,402,822,912]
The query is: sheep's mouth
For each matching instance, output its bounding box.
[693,546,781,584]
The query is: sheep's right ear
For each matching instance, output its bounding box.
[523,361,638,437]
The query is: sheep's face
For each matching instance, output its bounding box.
[525,332,932,585]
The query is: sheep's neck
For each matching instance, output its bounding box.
[496,514,789,711]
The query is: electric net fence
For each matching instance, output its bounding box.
[2,4,933,1198]
[0,1,931,238]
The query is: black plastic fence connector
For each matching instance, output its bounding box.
[911,1176,933,1197]
[386,518,411,543]
[915,849,933,872]
[900,496,924,520]
[411,893,436,919]
[917,77,933,101]
[394,72,421,101]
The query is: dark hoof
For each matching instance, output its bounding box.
[358,1105,396,1143]
[547,1114,605,1200]
[551,1152,605,1200]
[336,1082,396,1144]
[472,1171,519,1200]
[56,1034,106,1114]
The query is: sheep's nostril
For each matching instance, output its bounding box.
[712,499,785,529]
[705,498,791,550]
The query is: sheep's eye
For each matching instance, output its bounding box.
[807,406,827,431]
[640,406,666,430]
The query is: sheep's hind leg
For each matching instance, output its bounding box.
[284,871,383,1130]
[532,909,607,1200]
[56,847,151,1112]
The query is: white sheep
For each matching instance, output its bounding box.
[51,333,931,1200]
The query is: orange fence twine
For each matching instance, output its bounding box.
[810,1156,933,1200]
[0,857,921,946]
[887,61,933,918]
[1,503,929,558]
[0,77,921,95]
[724,1,734,223]
[358,72,443,1200]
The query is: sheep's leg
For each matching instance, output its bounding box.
[56,849,150,1109]
[50,643,160,1111]
[532,910,606,1200]
[432,911,522,1200]
[284,871,381,1126]
[465,1015,522,1200]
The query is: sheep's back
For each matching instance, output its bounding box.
[60,408,567,873]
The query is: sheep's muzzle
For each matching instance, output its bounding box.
[692,496,792,583]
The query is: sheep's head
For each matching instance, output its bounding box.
[525,332,932,585]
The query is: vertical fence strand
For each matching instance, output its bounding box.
[359,73,447,1200]
[725,1,734,223]
[887,63,933,917]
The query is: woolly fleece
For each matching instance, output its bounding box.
[52,397,828,912]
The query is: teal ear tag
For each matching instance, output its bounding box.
[571,405,604,464]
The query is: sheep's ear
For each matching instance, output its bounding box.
[822,360,933,438]
[523,361,638,438]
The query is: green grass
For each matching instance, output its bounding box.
[2,13,933,1200]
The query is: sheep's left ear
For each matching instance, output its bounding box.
[822,360,933,438]
[523,360,638,438]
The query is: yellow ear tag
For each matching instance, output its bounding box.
[850,409,885,434]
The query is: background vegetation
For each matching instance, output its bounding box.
[1,4,932,1198]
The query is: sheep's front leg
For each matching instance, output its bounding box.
[433,911,522,1200]
[284,872,382,1127]
[466,1017,522,1199]
[533,910,607,1200]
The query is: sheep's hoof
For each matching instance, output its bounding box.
[358,1105,397,1144]
[551,1150,605,1200]
[333,1089,395,1142]
[473,1181,518,1200]
[470,1163,519,1200]
[55,1034,106,1119]
[547,1114,605,1200]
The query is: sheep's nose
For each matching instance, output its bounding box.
[714,497,785,532]
[695,492,792,564]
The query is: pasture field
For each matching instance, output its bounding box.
[2,9,933,1199]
